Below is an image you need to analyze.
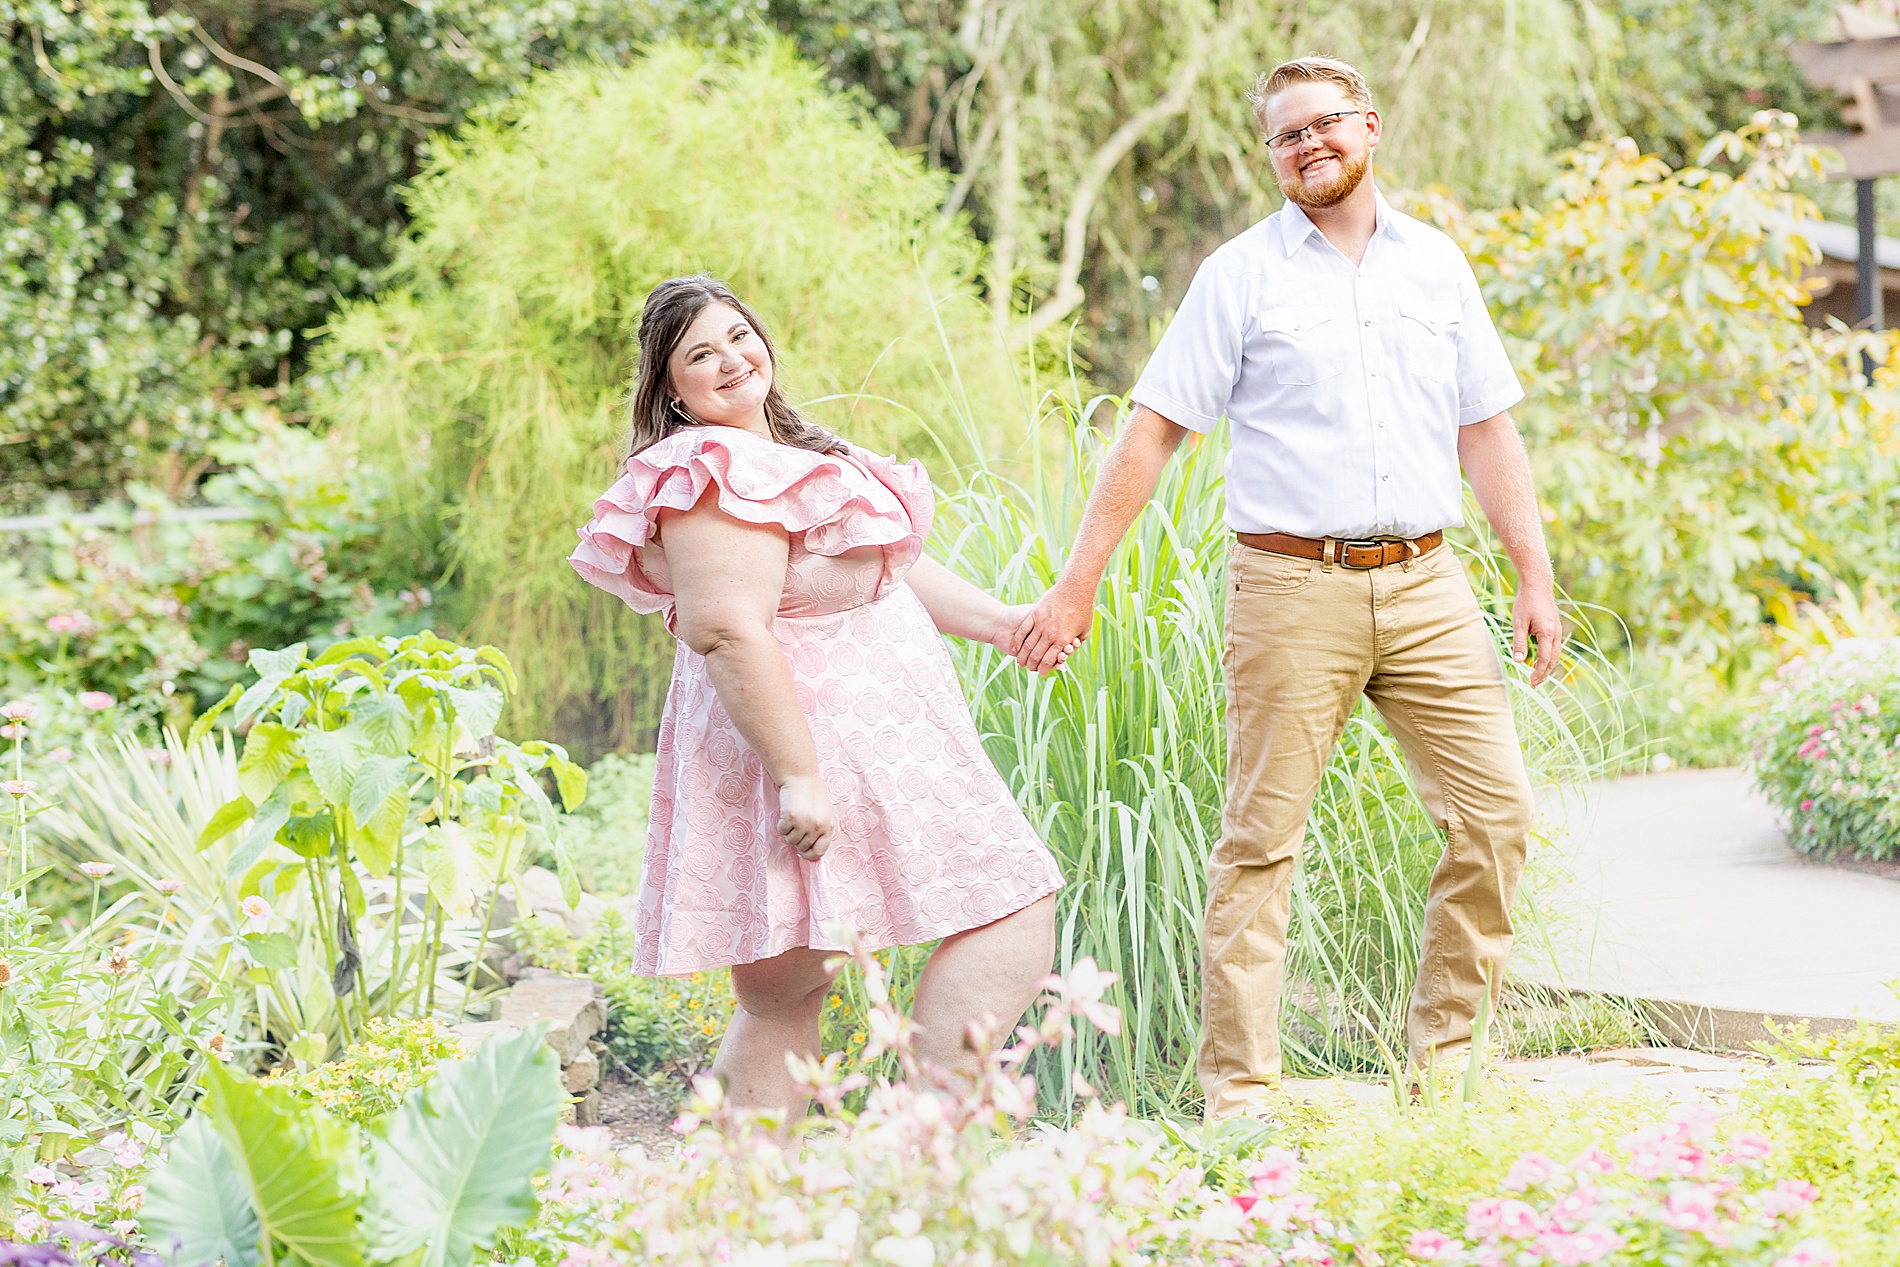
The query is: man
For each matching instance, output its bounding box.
[1011,55,1561,1118]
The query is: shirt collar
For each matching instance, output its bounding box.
[1276,185,1407,256]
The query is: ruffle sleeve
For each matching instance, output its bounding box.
[568,427,933,614]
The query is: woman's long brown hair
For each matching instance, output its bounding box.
[623,275,846,459]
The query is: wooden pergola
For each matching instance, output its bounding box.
[1791,21,1900,332]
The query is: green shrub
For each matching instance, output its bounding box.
[319,40,1029,754]
[1408,114,1900,667]
[515,908,734,1078]
[1747,639,1900,862]
[0,421,430,723]
[546,753,653,899]
[1741,1010,1900,1265]
[263,1017,467,1125]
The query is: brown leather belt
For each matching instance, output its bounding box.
[1235,529,1443,570]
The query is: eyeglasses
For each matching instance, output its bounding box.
[1264,110,1363,152]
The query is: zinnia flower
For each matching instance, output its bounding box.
[0,700,37,722]
[206,1032,229,1059]
[106,946,132,977]
[1,779,35,798]
[154,878,184,895]
[0,959,11,988]
[239,894,271,932]
[1248,1147,1302,1197]
[1775,1242,1839,1267]
[79,861,115,880]
[1406,1229,1457,1260]
[78,690,115,711]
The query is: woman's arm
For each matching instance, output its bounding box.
[661,488,834,860]
[906,556,1076,665]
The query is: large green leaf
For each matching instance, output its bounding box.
[446,684,504,741]
[303,727,361,809]
[202,1057,364,1267]
[248,644,310,678]
[238,723,302,803]
[417,823,487,920]
[549,756,587,812]
[142,1113,264,1267]
[227,786,292,877]
[187,683,246,749]
[200,795,256,851]
[361,1028,566,1267]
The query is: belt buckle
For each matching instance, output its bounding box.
[1339,539,1386,569]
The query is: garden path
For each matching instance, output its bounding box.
[1520,767,1900,1045]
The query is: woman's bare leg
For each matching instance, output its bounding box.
[711,947,841,1115]
[910,894,1058,1078]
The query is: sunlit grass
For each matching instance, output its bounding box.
[926,394,1636,1115]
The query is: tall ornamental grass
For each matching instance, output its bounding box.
[929,399,1628,1114]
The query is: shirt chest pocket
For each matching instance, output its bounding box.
[1258,308,1347,386]
[1399,300,1460,383]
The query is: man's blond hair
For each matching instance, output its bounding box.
[1247,56,1373,136]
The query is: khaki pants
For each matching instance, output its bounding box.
[1200,539,1534,1118]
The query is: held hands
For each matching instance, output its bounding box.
[1512,576,1564,687]
[777,774,835,861]
[1006,580,1093,675]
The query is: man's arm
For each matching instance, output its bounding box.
[1458,411,1562,686]
[1012,404,1190,672]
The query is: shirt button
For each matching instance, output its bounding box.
[1364,319,1373,326]
[1381,475,1391,482]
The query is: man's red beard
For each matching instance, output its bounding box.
[1279,146,1370,210]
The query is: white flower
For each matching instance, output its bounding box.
[239,894,272,933]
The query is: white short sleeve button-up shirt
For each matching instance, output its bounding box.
[1129,188,1524,540]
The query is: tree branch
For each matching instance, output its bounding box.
[1020,16,1233,340]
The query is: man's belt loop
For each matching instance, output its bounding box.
[1321,538,1337,572]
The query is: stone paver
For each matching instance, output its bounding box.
[1520,767,1900,1044]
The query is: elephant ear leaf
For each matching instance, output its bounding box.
[141,1113,264,1267]
[362,1027,567,1267]
[202,1060,365,1267]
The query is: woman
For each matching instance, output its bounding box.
[570,275,1073,1114]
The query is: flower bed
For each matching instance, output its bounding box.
[1750,638,1900,862]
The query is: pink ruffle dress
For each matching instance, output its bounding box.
[569,425,1064,976]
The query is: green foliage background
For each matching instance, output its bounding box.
[321,42,1024,751]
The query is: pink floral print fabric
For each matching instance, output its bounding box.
[570,426,1063,976]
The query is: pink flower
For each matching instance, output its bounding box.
[1799,799,1815,811]
[12,1212,44,1239]
[240,894,272,933]
[78,690,115,711]
[113,1142,145,1168]
[49,746,74,763]
[1774,1241,1838,1267]
[1761,1178,1820,1222]
[1569,1146,1616,1176]
[155,878,184,895]
[25,1165,57,1185]
[1661,1184,1721,1234]
[1039,956,1122,1036]
[1406,1229,1457,1260]
[79,861,115,880]
[1,779,35,798]
[47,613,96,637]
[143,746,171,766]
[111,1220,138,1238]
[1467,1197,1541,1241]
[1549,1185,1600,1226]
[1503,1153,1560,1190]
[1249,1147,1301,1197]
[0,700,37,722]
[1729,1131,1773,1161]
[1541,1225,1621,1266]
